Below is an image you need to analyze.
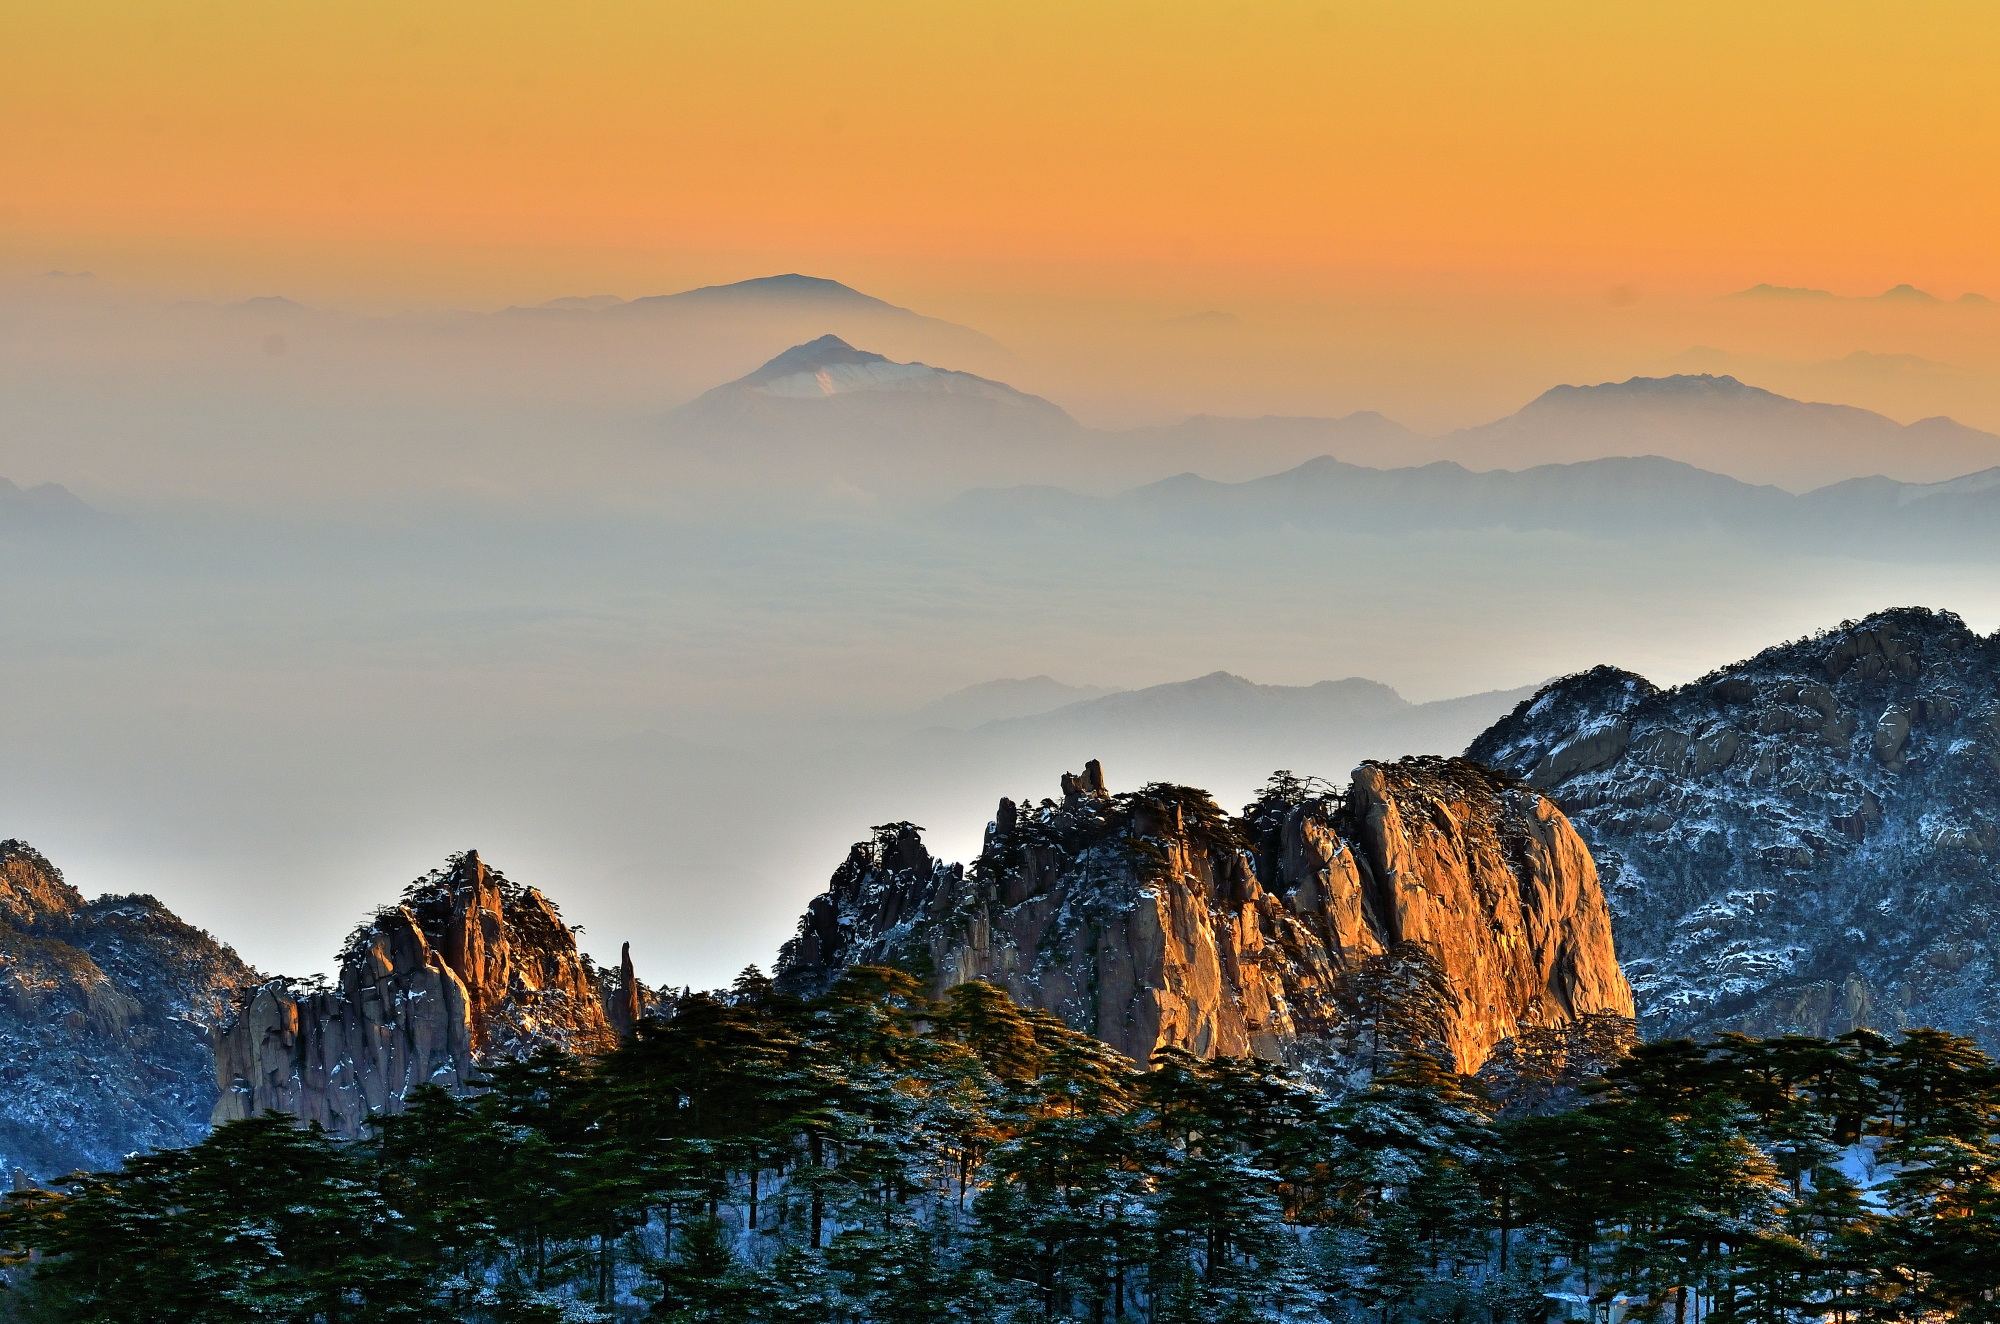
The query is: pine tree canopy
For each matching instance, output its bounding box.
[5,972,2000,1321]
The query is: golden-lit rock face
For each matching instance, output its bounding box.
[776,756,1633,1076]
[211,851,635,1136]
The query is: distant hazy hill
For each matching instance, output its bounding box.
[954,454,1786,534]
[661,335,1082,501]
[1106,412,1431,484]
[674,334,1070,429]
[662,336,1451,499]
[900,671,1544,813]
[660,338,1429,499]
[1441,373,2000,489]
[1106,374,2000,492]
[0,477,102,532]
[1797,466,2000,547]
[1728,282,1992,305]
[516,274,1009,373]
[988,672,1412,737]
[950,451,2000,558]
[905,676,1124,731]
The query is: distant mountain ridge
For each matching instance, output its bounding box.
[623,273,914,314]
[906,676,1125,731]
[1439,373,2000,489]
[0,478,104,533]
[657,330,2000,496]
[951,450,2000,557]
[889,670,1547,838]
[513,273,1009,364]
[1091,372,2000,491]
[1729,282,1992,305]
[964,670,1543,758]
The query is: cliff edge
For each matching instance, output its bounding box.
[774,757,1632,1074]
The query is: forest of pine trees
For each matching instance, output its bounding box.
[5,964,2000,1322]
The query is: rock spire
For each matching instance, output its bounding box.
[211,850,644,1136]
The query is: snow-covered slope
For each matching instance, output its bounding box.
[0,842,257,1181]
[1468,608,2000,1049]
[674,334,1070,421]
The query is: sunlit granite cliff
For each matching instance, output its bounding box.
[211,850,647,1136]
[774,757,1633,1074]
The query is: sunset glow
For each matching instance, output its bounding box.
[6,2,1997,304]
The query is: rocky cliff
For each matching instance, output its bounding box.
[774,757,1632,1074]
[1467,606,2000,1049]
[0,841,257,1181]
[212,850,645,1136]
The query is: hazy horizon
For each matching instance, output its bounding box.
[8,2,2000,994]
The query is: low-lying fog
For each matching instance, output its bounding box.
[7,505,1996,990]
[5,272,2000,989]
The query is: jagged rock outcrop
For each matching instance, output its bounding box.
[0,841,257,1180]
[775,757,1632,1074]
[212,851,642,1136]
[1468,606,2000,1049]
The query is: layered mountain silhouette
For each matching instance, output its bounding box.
[673,334,1070,428]
[957,671,1540,767]
[904,676,1125,731]
[952,452,2000,557]
[512,273,1007,372]
[0,478,102,533]
[659,328,2000,496]
[1728,282,1993,305]
[890,671,1543,831]
[1093,373,2000,490]
[1439,374,2000,489]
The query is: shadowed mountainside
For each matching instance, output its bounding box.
[0,842,257,1181]
[1468,607,2000,1051]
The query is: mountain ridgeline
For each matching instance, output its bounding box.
[1470,607,2000,1052]
[954,452,2000,558]
[1,846,665,1181]
[773,756,1633,1076]
[8,603,2000,1186]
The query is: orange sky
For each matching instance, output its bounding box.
[4,1,1997,307]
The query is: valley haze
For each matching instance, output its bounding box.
[1,272,1998,996]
